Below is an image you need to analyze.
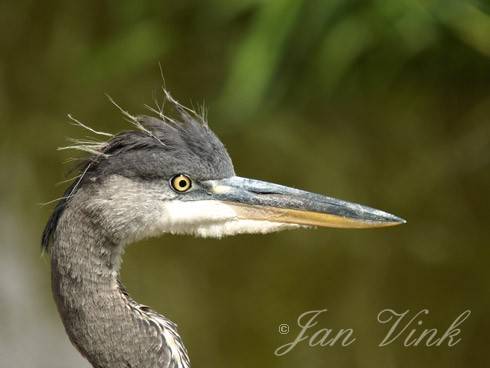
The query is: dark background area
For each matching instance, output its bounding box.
[0,1,489,367]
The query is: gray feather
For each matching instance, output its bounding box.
[42,106,234,251]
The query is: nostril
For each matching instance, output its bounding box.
[248,189,281,195]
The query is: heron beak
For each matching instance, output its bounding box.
[202,176,405,228]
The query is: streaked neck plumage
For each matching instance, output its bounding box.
[50,191,190,368]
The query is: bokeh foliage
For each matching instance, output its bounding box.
[0,1,489,367]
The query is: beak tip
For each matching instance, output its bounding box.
[385,214,406,226]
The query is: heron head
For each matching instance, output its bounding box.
[43,98,404,248]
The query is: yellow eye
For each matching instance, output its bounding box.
[170,174,192,192]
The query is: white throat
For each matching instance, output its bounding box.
[152,200,301,239]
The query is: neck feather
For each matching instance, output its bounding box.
[49,201,190,368]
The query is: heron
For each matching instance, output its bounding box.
[42,92,405,368]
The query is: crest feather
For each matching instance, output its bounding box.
[42,92,231,251]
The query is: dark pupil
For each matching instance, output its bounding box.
[178,179,187,188]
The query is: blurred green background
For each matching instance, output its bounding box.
[0,0,489,367]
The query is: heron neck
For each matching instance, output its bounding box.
[51,217,118,285]
[50,205,155,367]
[49,199,190,368]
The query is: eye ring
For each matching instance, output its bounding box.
[170,174,192,193]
